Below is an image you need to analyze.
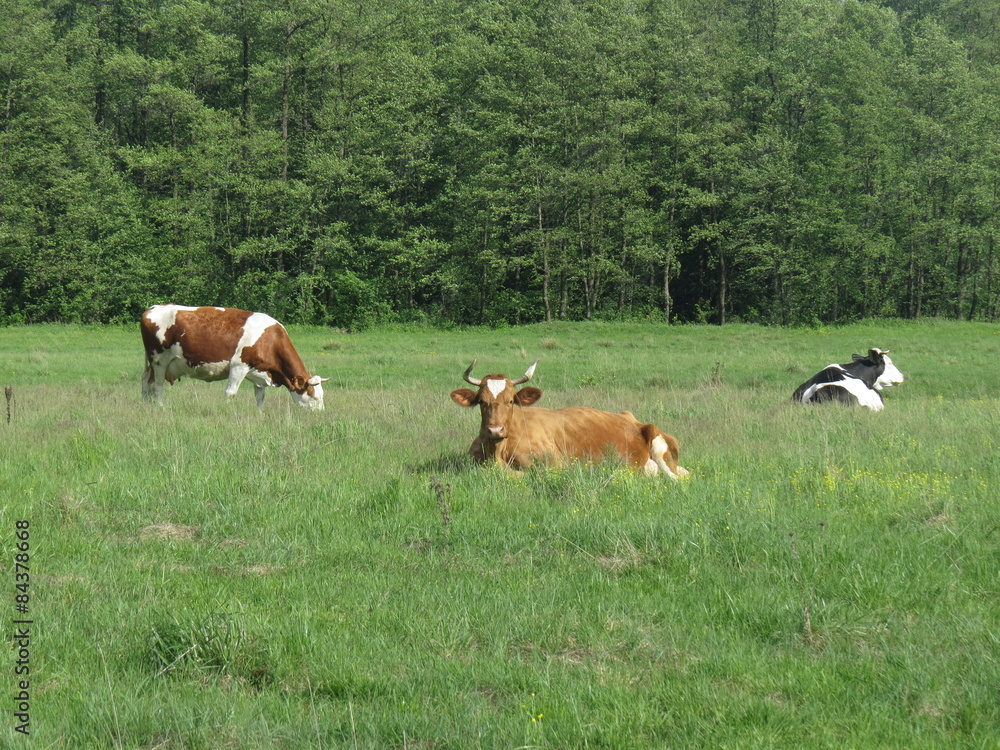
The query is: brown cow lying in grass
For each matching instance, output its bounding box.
[450,360,689,478]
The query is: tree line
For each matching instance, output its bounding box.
[2,0,999,326]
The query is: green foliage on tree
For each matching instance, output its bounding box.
[2,0,998,325]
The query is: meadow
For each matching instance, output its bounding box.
[0,319,998,748]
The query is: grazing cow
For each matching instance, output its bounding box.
[450,360,689,478]
[141,305,328,410]
[791,348,904,411]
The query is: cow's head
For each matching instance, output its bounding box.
[290,375,329,410]
[858,348,905,390]
[450,360,541,442]
[873,349,904,390]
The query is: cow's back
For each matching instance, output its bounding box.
[514,406,652,468]
[142,305,258,384]
[792,365,843,402]
[143,305,255,362]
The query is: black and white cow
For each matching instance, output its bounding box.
[791,348,904,411]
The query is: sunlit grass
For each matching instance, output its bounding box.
[0,320,997,747]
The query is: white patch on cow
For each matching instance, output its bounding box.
[806,378,884,411]
[212,313,279,400]
[245,369,275,389]
[235,312,279,357]
[875,355,904,390]
[486,379,506,397]
[146,305,200,344]
[648,434,686,480]
[176,357,230,382]
[151,340,230,383]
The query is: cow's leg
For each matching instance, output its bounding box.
[152,365,168,402]
[141,363,154,402]
[225,363,250,401]
[254,384,266,409]
[143,358,168,404]
[468,437,487,463]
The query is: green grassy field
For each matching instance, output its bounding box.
[1,320,998,748]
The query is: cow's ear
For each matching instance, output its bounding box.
[514,387,542,406]
[851,353,864,363]
[450,388,478,407]
[867,348,883,361]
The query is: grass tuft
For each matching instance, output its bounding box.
[148,613,275,690]
[140,523,199,542]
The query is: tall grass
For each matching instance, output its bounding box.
[1,320,997,747]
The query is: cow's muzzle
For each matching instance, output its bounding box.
[486,425,507,441]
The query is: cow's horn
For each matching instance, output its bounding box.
[511,359,539,386]
[462,360,483,386]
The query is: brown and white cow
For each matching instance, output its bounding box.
[140,305,328,410]
[450,360,689,478]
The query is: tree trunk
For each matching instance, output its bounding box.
[282,22,293,183]
[718,245,727,326]
[663,261,672,323]
[538,196,552,322]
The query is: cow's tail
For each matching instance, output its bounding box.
[139,316,158,401]
[641,424,690,480]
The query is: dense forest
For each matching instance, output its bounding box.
[1,0,998,326]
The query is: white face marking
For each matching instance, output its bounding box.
[876,355,904,389]
[291,381,325,411]
[486,379,506,398]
